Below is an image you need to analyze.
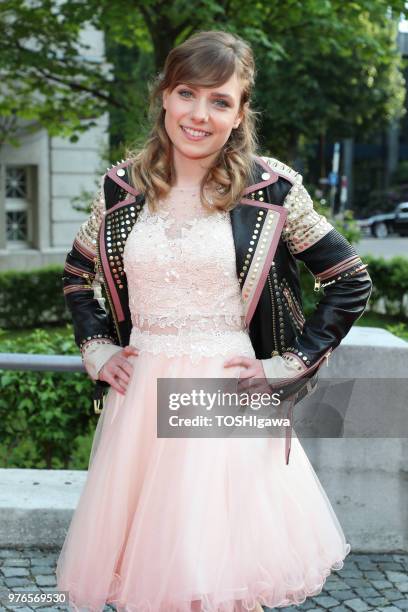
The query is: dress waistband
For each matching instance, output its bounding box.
[129,326,255,364]
[130,313,248,335]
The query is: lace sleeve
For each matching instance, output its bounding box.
[82,342,123,380]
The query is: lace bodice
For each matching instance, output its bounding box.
[122,186,254,362]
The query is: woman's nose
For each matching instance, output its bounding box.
[191,99,209,122]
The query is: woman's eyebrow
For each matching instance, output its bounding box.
[211,92,234,102]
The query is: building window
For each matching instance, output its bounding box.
[5,166,33,248]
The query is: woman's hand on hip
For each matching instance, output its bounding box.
[223,354,302,394]
[99,345,139,395]
[223,356,271,394]
[223,356,265,379]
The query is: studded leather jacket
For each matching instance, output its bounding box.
[62,155,372,408]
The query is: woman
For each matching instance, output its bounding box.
[56,30,372,611]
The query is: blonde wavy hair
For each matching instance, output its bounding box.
[127,30,260,212]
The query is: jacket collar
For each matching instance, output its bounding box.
[105,154,280,198]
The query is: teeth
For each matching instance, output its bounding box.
[183,126,210,137]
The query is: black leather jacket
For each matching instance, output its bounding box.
[62,155,372,407]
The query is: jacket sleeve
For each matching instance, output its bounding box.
[261,353,307,383]
[62,175,120,374]
[277,168,373,370]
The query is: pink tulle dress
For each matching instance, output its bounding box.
[55,186,350,612]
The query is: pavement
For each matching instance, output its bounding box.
[358,236,408,259]
[0,548,407,611]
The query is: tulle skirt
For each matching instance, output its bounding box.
[55,340,351,612]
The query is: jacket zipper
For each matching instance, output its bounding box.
[82,272,92,287]
[314,257,367,292]
[314,264,369,292]
[267,271,279,356]
[95,230,123,346]
[282,287,305,329]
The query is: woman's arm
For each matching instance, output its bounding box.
[264,159,373,372]
[62,175,121,377]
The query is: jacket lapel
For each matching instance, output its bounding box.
[100,156,287,329]
[229,156,288,326]
[98,193,139,324]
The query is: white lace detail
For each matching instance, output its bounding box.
[131,312,246,334]
[123,186,253,360]
[129,328,255,365]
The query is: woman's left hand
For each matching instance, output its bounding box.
[223,356,265,379]
[223,356,270,394]
[224,354,303,394]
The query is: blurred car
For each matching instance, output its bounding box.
[356,202,408,238]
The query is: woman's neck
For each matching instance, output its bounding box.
[171,148,218,188]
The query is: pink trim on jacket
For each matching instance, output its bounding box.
[106,195,138,214]
[239,198,288,327]
[242,156,280,194]
[98,215,125,322]
[106,160,139,197]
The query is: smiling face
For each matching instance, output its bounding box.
[162,71,245,165]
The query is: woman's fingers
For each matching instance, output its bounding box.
[224,357,273,396]
[99,345,140,394]
[238,366,258,379]
[224,356,255,379]
[100,368,128,394]
[116,346,139,381]
[115,357,134,378]
[224,355,252,369]
[112,363,131,384]
[123,345,139,356]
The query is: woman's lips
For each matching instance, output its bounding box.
[180,126,212,141]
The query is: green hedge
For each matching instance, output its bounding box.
[361,255,408,319]
[1,255,407,330]
[0,265,70,329]
[0,327,95,470]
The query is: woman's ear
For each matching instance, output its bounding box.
[233,115,242,130]
[233,101,248,129]
[162,88,168,110]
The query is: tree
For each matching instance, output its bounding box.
[0,0,406,160]
[250,0,407,158]
[0,0,119,144]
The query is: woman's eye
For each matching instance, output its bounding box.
[214,99,229,108]
[179,90,192,98]
[178,90,229,108]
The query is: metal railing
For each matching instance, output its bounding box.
[0,353,84,373]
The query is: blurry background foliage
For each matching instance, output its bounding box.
[0,328,95,470]
[0,0,406,163]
